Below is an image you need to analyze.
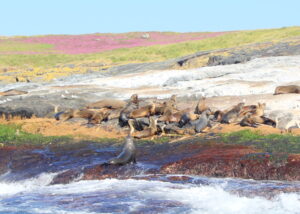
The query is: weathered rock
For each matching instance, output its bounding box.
[1,95,88,117]
[205,42,300,67]
[208,54,251,66]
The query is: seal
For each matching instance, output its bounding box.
[239,104,257,116]
[252,103,266,117]
[108,135,136,165]
[129,117,158,139]
[127,117,150,131]
[193,110,211,133]
[274,85,300,95]
[194,97,209,114]
[240,113,276,128]
[154,95,178,115]
[158,108,182,123]
[239,113,258,128]
[221,102,245,124]
[119,94,139,127]
[55,108,111,124]
[129,103,155,119]
[179,112,200,128]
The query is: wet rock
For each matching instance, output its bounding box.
[167,175,191,182]
[50,169,82,184]
[0,146,16,175]
[82,163,144,180]
[10,151,47,172]
[160,145,300,181]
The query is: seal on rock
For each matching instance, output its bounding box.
[129,117,158,139]
[193,110,211,133]
[108,135,136,165]
[119,94,139,127]
[194,97,209,114]
[129,103,155,119]
[274,85,300,95]
[221,102,245,124]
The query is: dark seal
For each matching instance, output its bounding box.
[108,136,136,165]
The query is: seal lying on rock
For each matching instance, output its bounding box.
[129,117,158,139]
[158,108,182,123]
[55,108,110,124]
[178,112,200,128]
[129,103,156,119]
[240,113,276,128]
[107,135,136,165]
[154,95,178,115]
[221,102,245,124]
[274,85,300,95]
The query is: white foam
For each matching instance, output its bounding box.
[39,179,300,213]
[0,172,58,197]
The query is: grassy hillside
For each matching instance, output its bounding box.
[0,27,299,81]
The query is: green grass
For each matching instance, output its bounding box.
[1,26,300,68]
[0,124,126,146]
[221,130,300,154]
[0,124,71,146]
[0,41,53,53]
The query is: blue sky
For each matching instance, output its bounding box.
[1,0,299,35]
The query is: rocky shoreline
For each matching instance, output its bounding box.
[0,134,300,184]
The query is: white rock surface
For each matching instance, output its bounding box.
[78,55,300,98]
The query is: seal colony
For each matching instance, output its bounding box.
[52,92,280,137]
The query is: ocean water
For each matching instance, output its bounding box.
[0,173,300,214]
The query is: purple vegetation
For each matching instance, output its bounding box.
[18,32,227,54]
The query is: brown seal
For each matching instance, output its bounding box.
[240,113,276,128]
[221,102,245,124]
[129,103,156,119]
[55,108,111,124]
[274,85,300,95]
[119,94,139,127]
[194,97,209,114]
